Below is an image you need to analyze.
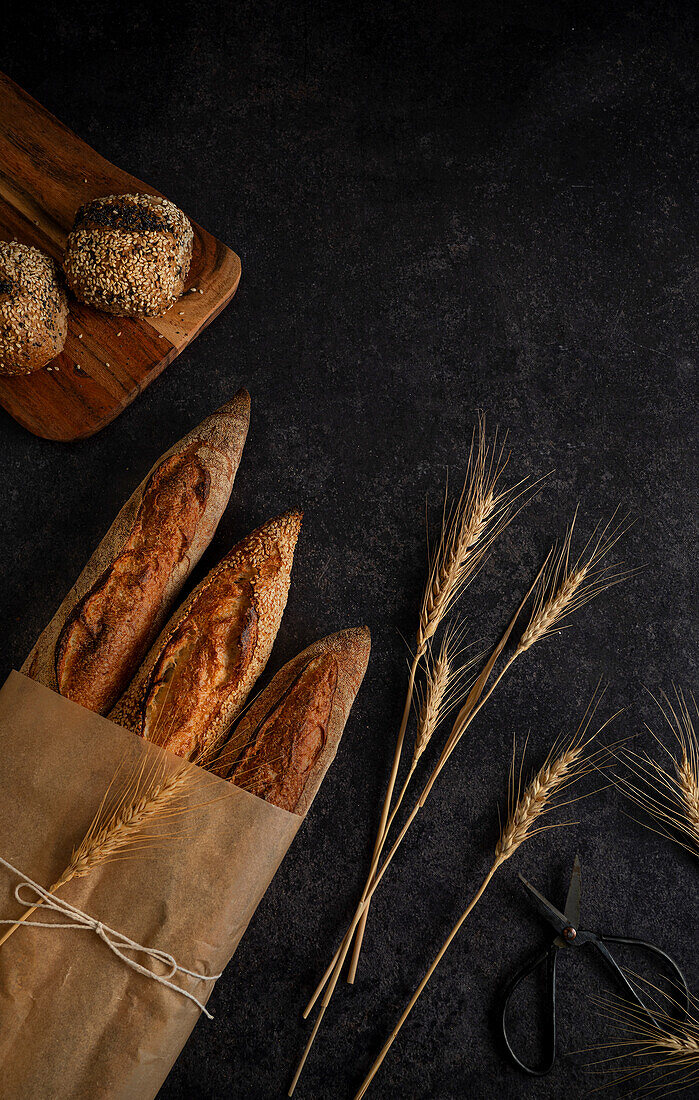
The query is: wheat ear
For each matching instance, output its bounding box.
[0,756,196,948]
[346,416,530,984]
[417,416,522,650]
[615,688,699,858]
[353,696,609,1099]
[413,625,475,766]
[587,975,699,1097]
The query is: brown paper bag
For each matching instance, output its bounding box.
[0,672,302,1099]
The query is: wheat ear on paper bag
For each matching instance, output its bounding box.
[290,510,630,1096]
[615,687,699,858]
[353,692,614,1100]
[586,975,699,1097]
[347,417,530,982]
[0,754,199,949]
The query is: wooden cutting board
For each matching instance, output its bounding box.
[0,72,241,441]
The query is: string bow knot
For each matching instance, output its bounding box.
[1,855,221,1018]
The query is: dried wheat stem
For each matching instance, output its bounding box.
[353,718,601,1099]
[304,511,625,1021]
[0,888,60,948]
[348,418,521,982]
[302,671,545,1032]
[347,633,474,989]
[296,514,627,1091]
[353,866,498,1099]
[344,649,422,986]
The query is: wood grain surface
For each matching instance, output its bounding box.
[0,72,241,441]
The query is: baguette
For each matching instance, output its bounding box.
[214,627,371,815]
[110,510,303,760]
[21,391,250,714]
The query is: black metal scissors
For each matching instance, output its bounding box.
[499,855,690,1076]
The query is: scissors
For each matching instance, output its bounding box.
[499,855,690,1076]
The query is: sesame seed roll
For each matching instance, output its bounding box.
[0,241,68,376]
[63,193,194,318]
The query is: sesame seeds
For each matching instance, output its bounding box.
[64,193,193,318]
[0,241,68,375]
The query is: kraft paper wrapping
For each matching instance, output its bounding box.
[0,672,302,1100]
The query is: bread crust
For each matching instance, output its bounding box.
[109,510,303,760]
[21,391,250,712]
[215,627,371,816]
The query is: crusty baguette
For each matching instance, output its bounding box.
[214,627,371,816]
[21,391,250,713]
[109,510,303,761]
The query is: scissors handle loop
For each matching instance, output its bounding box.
[500,944,559,1076]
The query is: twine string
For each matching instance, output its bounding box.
[0,855,222,1018]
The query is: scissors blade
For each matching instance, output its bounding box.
[563,855,582,928]
[518,873,570,938]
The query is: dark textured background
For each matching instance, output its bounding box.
[1,2,697,1097]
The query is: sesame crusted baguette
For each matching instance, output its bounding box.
[21,391,250,714]
[213,627,371,816]
[109,510,303,762]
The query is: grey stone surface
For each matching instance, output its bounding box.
[0,2,697,1098]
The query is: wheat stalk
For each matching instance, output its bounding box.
[346,416,531,983]
[0,755,197,948]
[352,696,610,1099]
[290,512,629,1094]
[587,976,699,1097]
[615,689,699,858]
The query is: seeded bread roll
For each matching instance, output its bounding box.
[215,627,371,815]
[63,193,193,317]
[22,392,250,713]
[110,510,303,761]
[0,241,68,375]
